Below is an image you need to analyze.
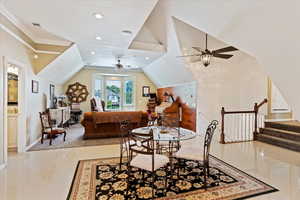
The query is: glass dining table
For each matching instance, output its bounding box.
[132,126,196,141]
[132,126,197,154]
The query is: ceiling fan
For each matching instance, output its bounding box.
[179,34,238,67]
[115,59,124,70]
[115,56,133,70]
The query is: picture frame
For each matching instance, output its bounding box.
[50,84,55,100]
[142,86,150,97]
[32,80,39,93]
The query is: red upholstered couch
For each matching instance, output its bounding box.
[81,111,148,139]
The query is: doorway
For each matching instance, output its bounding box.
[7,64,19,152]
[2,57,27,166]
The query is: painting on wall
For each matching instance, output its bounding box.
[32,80,39,93]
[142,86,150,97]
[49,84,55,108]
[66,82,89,103]
[7,73,18,105]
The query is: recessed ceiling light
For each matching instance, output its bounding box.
[96,36,102,40]
[122,30,133,36]
[145,57,150,60]
[93,13,103,19]
[33,54,39,59]
[91,51,96,55]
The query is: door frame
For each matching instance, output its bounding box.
[2,57,27,165]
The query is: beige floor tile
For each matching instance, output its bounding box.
[1,137,300,200]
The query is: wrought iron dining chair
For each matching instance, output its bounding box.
[127,129,170,198]
[157,112,181,154]
[119,120,132,169]
[174,120,218,189]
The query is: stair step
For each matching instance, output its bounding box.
[257,134,300,152]
[265,121,300,133]
[260,127,300,141]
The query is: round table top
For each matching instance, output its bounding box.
[132,126,196,142]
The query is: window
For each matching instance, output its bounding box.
[93,74,135,111]
[94,78,102,99]
[124,80,133,105]
[106,80,121,110]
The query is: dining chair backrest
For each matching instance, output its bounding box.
[203,120,218,166]
[118,119,131,146]
[39,110,52,132]
[129,129,154,156]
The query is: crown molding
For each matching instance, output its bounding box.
[0,23,61,54]
[0,3,71,46]
[34,38,72,46]
[0,3,37,40]
[84,65,143,72]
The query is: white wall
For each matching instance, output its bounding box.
[152,0,300,119]
[142,1,268,133]
[63,67,157,114]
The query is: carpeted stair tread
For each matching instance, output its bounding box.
[257,134,300,152]
[260,127,300,141]
[265,121,300,133]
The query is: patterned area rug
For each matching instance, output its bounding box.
[67,156,278,200]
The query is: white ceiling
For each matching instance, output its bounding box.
[2,0,161,68]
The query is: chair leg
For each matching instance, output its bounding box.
[63,132,66,141]
[152,172,155,199]
[119,145,123,169]
[203,167,207,189]
[49,134,53,146]
[126,165,131,198]
[41,133,44,144]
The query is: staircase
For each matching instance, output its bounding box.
[257,121,300,152]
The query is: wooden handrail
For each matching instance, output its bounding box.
[220,98,268,144]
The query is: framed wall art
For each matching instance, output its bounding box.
[32,80,39,93]
[142,86,150,97]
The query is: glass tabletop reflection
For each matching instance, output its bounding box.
[132,126,196,142]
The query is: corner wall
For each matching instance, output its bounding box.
[0,29,62,150]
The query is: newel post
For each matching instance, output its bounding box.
[253,103,258,140]
[220,107,225,144]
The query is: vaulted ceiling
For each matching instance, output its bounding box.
[2,0,300,119]
[2,0,162,68]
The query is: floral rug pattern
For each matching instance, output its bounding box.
[67,156,277,200]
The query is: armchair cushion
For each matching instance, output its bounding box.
[174,146,204,161]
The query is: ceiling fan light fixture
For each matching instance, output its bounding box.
[201,53,211,67]
[93,13,103,19]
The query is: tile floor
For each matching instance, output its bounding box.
[1,138,300,200]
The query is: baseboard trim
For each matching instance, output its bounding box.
[0,163,7,170]
[25,136,41,151]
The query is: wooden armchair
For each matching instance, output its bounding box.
[90,98,105,112]
[39,111,67,145]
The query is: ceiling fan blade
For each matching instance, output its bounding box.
[212,46,238,54]
[190,57,202,63]
[213,54,233,59]
[177,54,202,58]
[192,47,205,53]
